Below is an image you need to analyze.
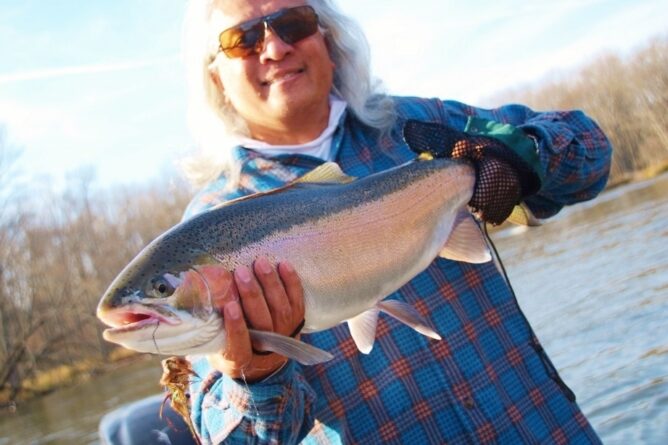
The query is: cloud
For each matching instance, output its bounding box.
[0,56,178,85]
[347,0,667,104]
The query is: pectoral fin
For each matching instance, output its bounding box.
[248,329,334,365]
[347,308,380,354]
[378,300,441,340]
[439,211,491,263]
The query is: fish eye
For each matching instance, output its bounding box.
[150,276,176,298]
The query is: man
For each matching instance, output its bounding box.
[180,0,611,443]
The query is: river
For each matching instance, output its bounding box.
[1,174,667,444]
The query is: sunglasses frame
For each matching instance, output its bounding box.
[218,5,320,59]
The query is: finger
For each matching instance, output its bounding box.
[235,265,273,332]
[197,265,237,310]
[278,261,305,324]
[221,300,252,369]
[254,257,293,335]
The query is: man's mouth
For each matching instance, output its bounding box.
[261,68,305,86]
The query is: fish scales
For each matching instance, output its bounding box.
[97,158,491,363]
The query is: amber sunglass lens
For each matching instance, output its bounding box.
[271,7,319,44]
[218,6,318,58]
[219,22,263,58]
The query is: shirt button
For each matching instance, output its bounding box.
[463,397,475,409]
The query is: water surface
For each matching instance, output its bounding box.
[493,174,668,443]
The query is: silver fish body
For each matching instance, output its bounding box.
[97,158,491,364]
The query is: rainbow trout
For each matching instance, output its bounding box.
[97,158,491,364]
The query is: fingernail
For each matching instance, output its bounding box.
[235,266,252,284]
[256,257,272,275]
[226,302,241,320]
[281,261,294,273]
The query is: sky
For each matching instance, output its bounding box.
[0,0,666,190]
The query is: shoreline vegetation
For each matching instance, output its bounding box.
[1,36,667,411]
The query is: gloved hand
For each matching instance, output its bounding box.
[402,120,540,225]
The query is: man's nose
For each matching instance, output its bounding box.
[259,26,293,62]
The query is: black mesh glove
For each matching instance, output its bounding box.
[402,120,540,225]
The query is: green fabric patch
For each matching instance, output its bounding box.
[464,116,544,183]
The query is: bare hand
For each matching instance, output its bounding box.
[198,258,305,382]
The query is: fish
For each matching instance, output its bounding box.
[96,157,492,365]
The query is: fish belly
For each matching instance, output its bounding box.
[270,166,473,331]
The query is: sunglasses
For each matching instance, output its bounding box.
[218,6,320,59]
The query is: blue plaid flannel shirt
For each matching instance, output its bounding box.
[185,96,611,444]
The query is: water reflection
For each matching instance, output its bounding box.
[0,357,163,445]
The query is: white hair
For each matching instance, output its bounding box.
[181,0,396,187]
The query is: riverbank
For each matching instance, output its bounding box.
[607,158,668,189]
[0,348,151,411]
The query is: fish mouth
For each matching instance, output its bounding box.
[99,304,224,356]
[99,304,181,335]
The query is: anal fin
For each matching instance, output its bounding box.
[378,300,441,340]
[347,308,379,354]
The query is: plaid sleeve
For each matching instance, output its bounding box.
[439,100,613,218]
[189,358,317,444]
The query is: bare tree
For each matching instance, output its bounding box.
[490,36,668,184]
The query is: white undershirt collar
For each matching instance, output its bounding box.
[236,96,347,161]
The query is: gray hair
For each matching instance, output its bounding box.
[181,0,396,186]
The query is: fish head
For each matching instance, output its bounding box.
[96,230,225,356]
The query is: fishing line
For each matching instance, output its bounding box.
[239,368,260,418]
[153,320,162,356]
[481,223,517,298]
[482,221,577,401]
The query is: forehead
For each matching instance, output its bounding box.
[210,0,309,30]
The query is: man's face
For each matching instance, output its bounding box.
[209,0,334,138]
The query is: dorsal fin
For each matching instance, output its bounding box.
[208,162,354,212]
[297,162,355,184]
[208,187,288,211]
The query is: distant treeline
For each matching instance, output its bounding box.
[1,36,667,404]
[490,35,668,184]
[0,156,191,403]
